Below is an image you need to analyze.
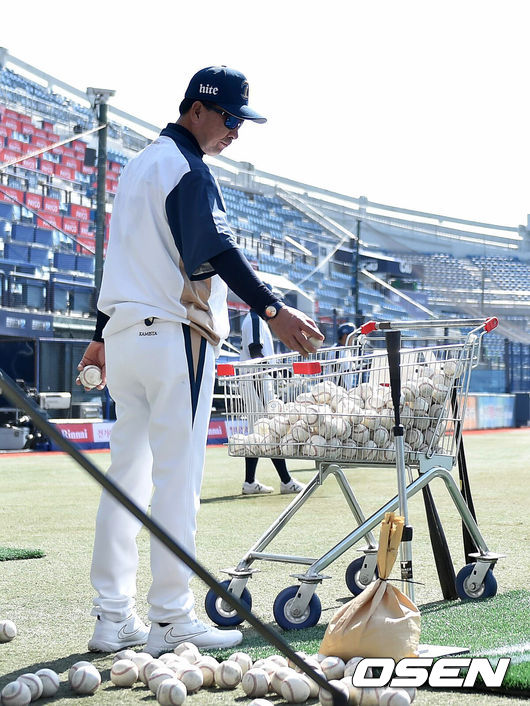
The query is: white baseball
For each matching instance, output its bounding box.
[68,660,92,682]
[1,681,31,706]
[301,667,325,698]
[228,432,247,456]
[270,666,295,694]
[362,413,380,430]
[148,666,175,694]
[195,656,219,687]
[174,663,203,693]
[17,675,43,701]
[414,413,431,430]
[246,432,265,456]
[416,377,434,399]
[254,417,272,436]
[0,619,17,642]
[303,434,327,457]
[344,656,373,678]
[269,415,290,437]
[379,688,412,706]
[312,381,335,403]
[296,392,314,404]
[140,658,165,684]
[280,434,301,456]
[113,648,138,662]
[301,403,319,425]
[131,651,154,676]
[443,359,462,379]
[248,699,275,706]
[352,424,370,443]
[319,679,350,706]
[373,426,390,447]
[291,420,311,442]
[228,650,253,674]
[242,667,270,697]
[320,655,345,680]
[356,686,382,705]
[266,398,284,414]
[405,427,423,450]
[35,669,60,697]
[267,654,288,668]
[379,412,395,430]
[156,677,187,706]
[281,672,311,702]
[111,659,139,687]
[78,364,102,388]
[413,396,429,414]
[159,653,183,669]
[334,417,351,440]
[308,336,324,349]
[340,439,358,461]
[70,665,101,694]
[214,659,242,689]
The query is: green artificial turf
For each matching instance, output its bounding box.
[0,429,528,705]
[0,547,45,561]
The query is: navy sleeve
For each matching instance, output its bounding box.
[93,309,109,342]
[165,168,237,280]
[208,247,281,318]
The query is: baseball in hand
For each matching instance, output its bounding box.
[78,365,102,389]
[308,336,324,349]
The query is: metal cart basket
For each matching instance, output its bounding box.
[205,318,504,630]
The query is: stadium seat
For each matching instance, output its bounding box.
[4,242,29,262]
[53,252,76,271]
[10,223,34,242]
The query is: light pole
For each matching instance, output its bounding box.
[86,87,115,301]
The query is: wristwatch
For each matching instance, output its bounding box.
[264,301,284,320]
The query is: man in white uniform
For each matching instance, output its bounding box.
[239,300,305,494]
[77,66,323,657]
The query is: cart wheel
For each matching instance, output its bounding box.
[273,585,322,630]
[345,556,379,596]
[455,563,497,601]
[204,580,252,626]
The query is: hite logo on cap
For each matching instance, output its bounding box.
[241,80,249,101]
[199,83,219,96]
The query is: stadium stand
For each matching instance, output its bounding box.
[0,47,529,404]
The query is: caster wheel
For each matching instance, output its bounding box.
[345,556,379,595]
[456,563,497,601]
[204,579,252,626]
[273,585,322,630]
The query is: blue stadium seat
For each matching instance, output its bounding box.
[34,228,54,247]
[53,252,77,271]
[4,243,29,262]
[0,203,16,220]
[28,245,51,266]
[75,254,95,274]
[10,223,35,242]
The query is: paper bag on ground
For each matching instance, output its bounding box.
[320,512,420,661]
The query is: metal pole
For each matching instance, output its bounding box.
[94,100,107,295]
[353,219,360,326]
[86,86,115,310]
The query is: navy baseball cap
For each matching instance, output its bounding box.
[337,322,355,340]
[185,66,267,124]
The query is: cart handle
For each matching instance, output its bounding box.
[217,364,235,377]
[293,361,322,375]
[371,317,498,332]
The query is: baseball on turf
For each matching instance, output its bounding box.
[140,658,165,684]
[68,660,92,682]
[16,675,42,701]
[0,619,17,642]
[35,669,60,697]
[113,648,138,662]
[173,663,203,693]
[195,656,219,687]
[228,651,253,674]
[70,665,101,694]
[156,677,187,706]
[319,679,350,706]
[173,641,201,660]
[379,688,412,706]
[320,655,345,680]
[78,365,102,389]
[1,681,31,706]
[214,659,242,689]
[111,659,139,687]
[248,699,274,706]
[147,666,175,694]
[281,672,311,702]
[242,667,270,698]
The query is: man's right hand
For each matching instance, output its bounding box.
[268,306,324,356]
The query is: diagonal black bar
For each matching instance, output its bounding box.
[0,370,347,706]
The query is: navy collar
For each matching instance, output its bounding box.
[160,123,204,157]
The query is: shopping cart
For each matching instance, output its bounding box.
[205,318,504,630]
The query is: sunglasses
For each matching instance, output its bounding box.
[204,104,243,130]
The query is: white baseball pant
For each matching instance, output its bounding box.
[90,318,215,623]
